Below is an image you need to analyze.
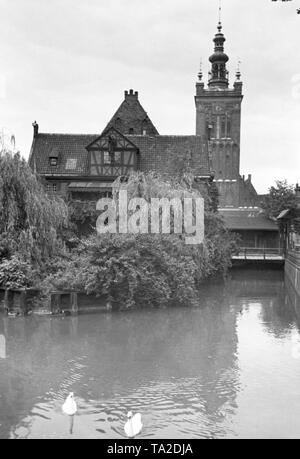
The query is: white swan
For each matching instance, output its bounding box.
[124,411,143,438]
[62,392,77,416]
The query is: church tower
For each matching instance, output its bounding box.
[195,19,244,207]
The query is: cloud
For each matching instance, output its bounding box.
[0,0,299,193]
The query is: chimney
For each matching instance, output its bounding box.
[248,174,252,183]
[32,121,39,138]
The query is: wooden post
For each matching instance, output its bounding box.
[4,290,9,314]
[19,291,26,315]
[70,293,78,316]
[50,293,61,314]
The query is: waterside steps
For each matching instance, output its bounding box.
[232,248,285,265]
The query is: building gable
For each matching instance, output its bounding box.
[103,90,159,136]
[86,127,138,178]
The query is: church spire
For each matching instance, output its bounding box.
[208,4,229,89]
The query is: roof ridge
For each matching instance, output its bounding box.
[38,133,99,137]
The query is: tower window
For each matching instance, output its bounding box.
[221,117,226,138]
[227,118,231,137]
[210,115,231,139]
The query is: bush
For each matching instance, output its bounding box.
[0,256,39,289]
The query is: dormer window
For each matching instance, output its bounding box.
[49,148,60,167]
[49,157,58,167]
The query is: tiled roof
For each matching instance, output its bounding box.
[29,133,96,175]
[103,91,159,136]
[220,209,279,231]
[128,135,211,177]
[29,132,211,178]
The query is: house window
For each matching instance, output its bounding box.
[103,151,111,165]
[49,157,58,167]
[46,183,50,192]
[114,151,122,164]
[52,183,57,193]
[129,128,134,134]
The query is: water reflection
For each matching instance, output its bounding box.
[0,267,299,438]
[0,334,5,359]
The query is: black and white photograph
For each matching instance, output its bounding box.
[0,0,299,444]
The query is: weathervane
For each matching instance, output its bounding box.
[217,0,223,32]
[198,59,203,81]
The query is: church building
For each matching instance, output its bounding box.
[28,17,279,249]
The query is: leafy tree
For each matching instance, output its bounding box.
[0,151,68,265]
[43,172,234,308]
[261,180,298,219]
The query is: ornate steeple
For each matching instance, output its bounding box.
[208,20,229,88]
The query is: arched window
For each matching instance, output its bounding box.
[227,117,231,138]
[221,116,226,138]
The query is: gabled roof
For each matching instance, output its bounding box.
[86,127,139,151]
[103,90,159,136]
[29,131,210,178]
[220,208,279,231]
[277,208,300,220]
[277,209,292,220]
[128,135,211,177]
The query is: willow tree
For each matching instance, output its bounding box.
[0,151,68,264]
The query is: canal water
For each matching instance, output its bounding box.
[0,267,300,439]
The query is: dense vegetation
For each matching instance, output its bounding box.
[42,172,236,308]
[0,152,68,288]
[0,153,236,308]
[261,180,298,219]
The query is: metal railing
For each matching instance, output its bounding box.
[232,247,284,260]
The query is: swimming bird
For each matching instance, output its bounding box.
[62,392,77,416]
[124,411,143,438]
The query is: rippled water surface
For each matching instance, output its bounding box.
[0,267,300,439]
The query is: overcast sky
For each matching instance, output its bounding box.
[0,0,299,193]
